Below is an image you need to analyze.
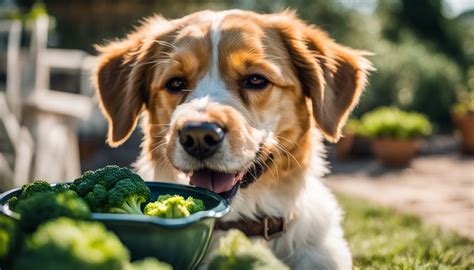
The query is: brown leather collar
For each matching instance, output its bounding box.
[215,216,287,241]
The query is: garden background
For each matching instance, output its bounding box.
[1,0,473,269]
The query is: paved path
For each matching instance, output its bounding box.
[326,152,474,239]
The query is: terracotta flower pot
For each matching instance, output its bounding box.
[334,134,355,160]
[352,135,373,156]
[372,138,420,167]
[453,114,474,154]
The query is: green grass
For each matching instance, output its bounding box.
[337,195,474,270]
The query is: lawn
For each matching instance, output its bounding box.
[337,195,474,270]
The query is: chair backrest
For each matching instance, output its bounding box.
[29,15,50,93]
[0,20,22,119]
[0,92,34,189]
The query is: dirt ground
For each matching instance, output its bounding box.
[325,137,474,239]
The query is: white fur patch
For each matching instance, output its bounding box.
[167,11,263,173]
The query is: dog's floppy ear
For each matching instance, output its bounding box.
[272,12,372,142]
[94,17,169,147]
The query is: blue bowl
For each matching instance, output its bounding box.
[0,182,231,270]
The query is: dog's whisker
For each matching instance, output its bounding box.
[152,59,180,68]
[152,135,168,139]
[151,132,167,137]
[143,140,169,158]
[154,40,178,50]
[274,143,292,172]
[259,151,279,180]
[275,135,299,147]
[259,157,278,181]
[277,143,303,171]
[147,123,171,126]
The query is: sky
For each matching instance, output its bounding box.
[339,0,474,17]
[445,0,474,17]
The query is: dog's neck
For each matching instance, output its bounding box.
[224,129,328,221]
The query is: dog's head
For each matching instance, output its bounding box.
[94,10,371,198]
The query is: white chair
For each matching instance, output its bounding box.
[0,19,35,190]
[21,15,95,182]
[0,93,34,190]
[0,19,22,119]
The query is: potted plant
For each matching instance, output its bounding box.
[334,119,359,160]
[359,107,432,167]
[452,92,474,154]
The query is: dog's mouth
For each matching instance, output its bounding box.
[188,148,273,200]
[189,168,245,194]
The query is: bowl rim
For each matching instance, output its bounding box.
[0,181,230,228]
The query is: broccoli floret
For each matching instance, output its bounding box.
[52,182,71,193]
[208,230,289,270]
[156,194,173,202]
[108,178,150,214]
[19,180,52,199]
[8,180,72,211]
[126,258,172,270]
[8,180,53,211]
[70,165,151,215]
[185,196,205,214]
[12,217,129,270]
[0,215,21,268]
[7,196,19,211]
[15,190,90,232]
[144,195,205,218]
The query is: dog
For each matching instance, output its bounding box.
[94,9,371,269]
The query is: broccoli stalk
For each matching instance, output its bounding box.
[109,195,146,215]
[70,166,151,215]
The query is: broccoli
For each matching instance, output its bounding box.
[6,196,18,211]
[0,215,21,268]
[126,258,172,270]
[8,180,53,211]
[70,165,151,215]
[15,190,90,232]
[144,195,205,218]
[208,230,289,270]
[18,180,52,199]
[52,182,71,193]
[12,217,129,270]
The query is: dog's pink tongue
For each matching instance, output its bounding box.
[190,169,236,194]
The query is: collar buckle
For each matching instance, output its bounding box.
[262,216,287,241]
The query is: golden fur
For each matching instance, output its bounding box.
[94,10,371,269]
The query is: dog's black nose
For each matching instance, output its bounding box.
[179,122,225,160]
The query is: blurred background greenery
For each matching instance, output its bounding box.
[1,0,473,131]
[0,0,474,133]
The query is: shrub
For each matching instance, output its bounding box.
[452,90,474,116]
[343,119,361,135]
[359,107,432,139]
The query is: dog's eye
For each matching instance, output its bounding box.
[165,77,187,93]
[242,74,269,90]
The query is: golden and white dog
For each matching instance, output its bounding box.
[94,9,371,269]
